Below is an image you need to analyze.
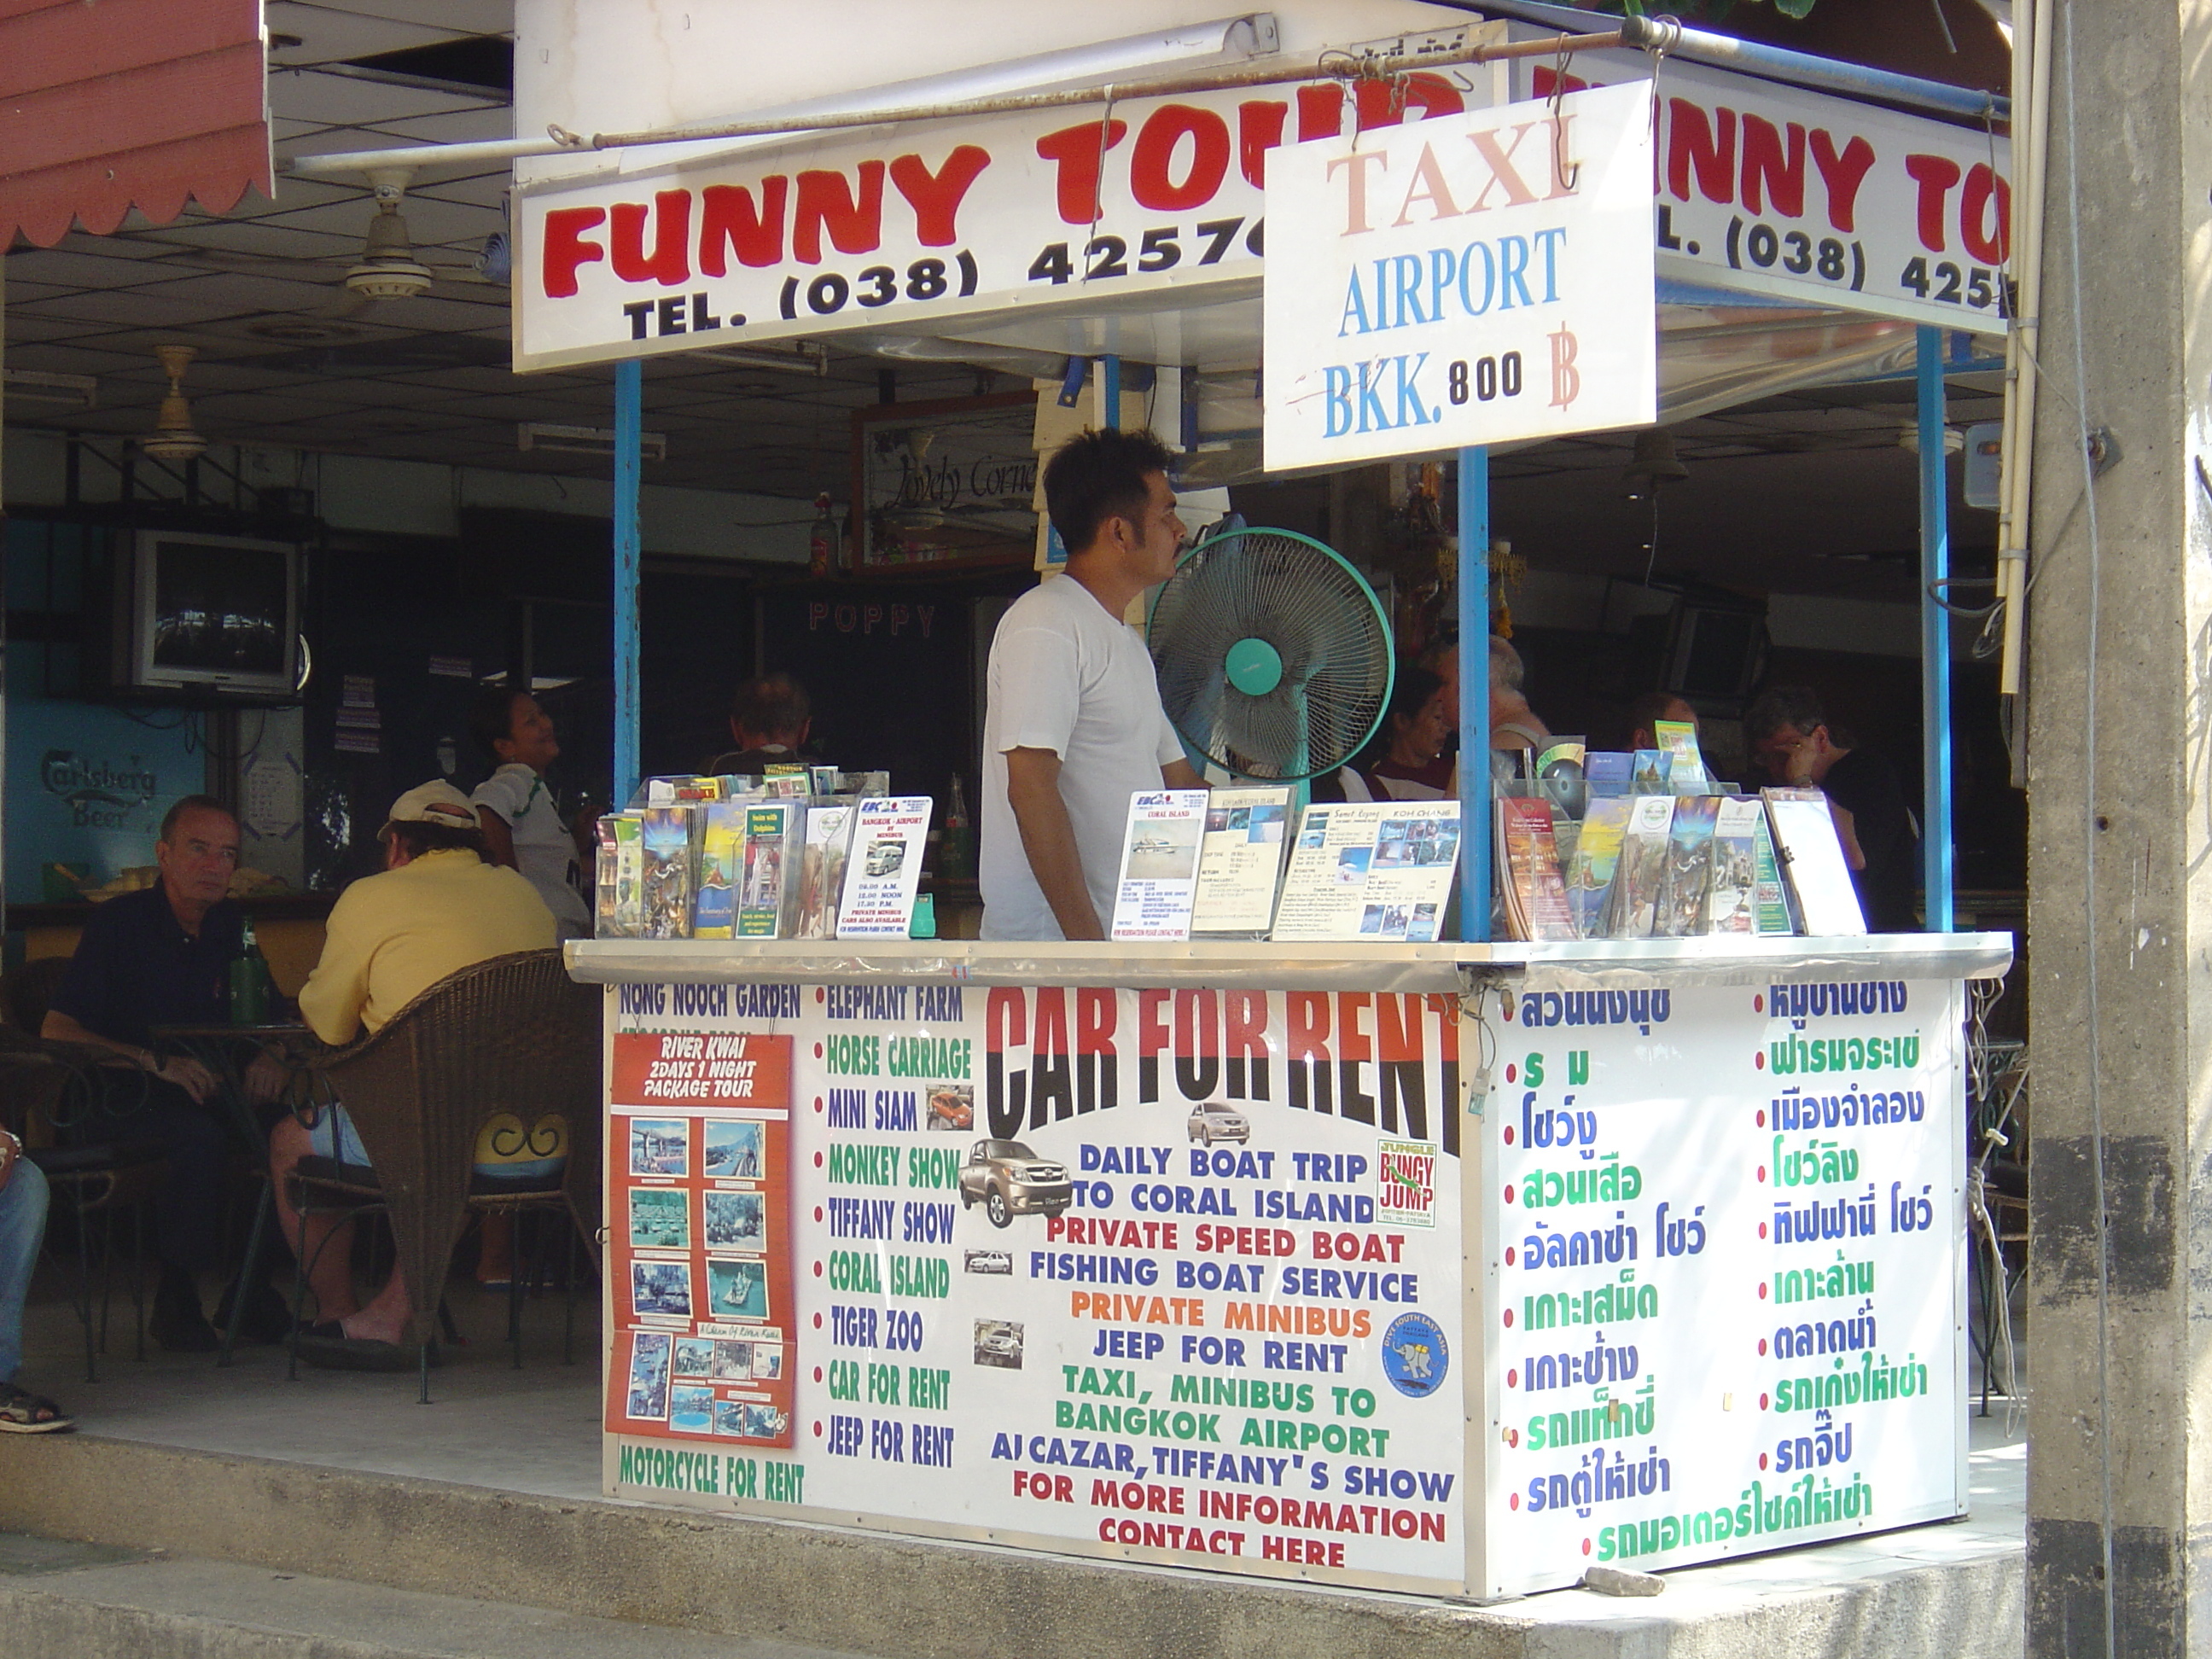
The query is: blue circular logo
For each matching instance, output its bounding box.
[1380,1312,1448,1399]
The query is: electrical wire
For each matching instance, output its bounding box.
[2059,7,2117,1651]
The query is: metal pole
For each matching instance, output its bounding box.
[1446,0,2007,121]
[1916,327,1953,934]
[1458,447,1491,944]
[1100,355,1120,429]
[282,12,2006,179]
[613,358,643,805]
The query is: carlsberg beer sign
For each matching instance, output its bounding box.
[1265,80,1656,469]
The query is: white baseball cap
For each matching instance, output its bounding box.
[385,781,478,831]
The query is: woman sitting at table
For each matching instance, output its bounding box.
[269,783,556,1368]
[1324,664,1453,802]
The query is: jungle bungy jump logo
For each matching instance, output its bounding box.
[1376,1138,1438,1229]
[41,751,160,830]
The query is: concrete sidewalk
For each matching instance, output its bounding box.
[0,1532,868,1659]
[0,1288,2029,1658]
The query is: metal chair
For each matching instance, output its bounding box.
[284,948,602,1400]
[0,958,169,1381]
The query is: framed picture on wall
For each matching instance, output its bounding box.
[850,392,1037,571]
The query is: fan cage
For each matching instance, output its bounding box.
[1147,527,1394,783]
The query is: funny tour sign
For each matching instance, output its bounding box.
[601,969,1966,1598]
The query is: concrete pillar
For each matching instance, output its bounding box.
[2024,2,2212,1653]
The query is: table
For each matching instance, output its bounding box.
[148,1022,326,1365]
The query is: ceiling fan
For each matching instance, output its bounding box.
[140,346,207,461]
[155,168,495,322]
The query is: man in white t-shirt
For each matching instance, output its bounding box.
[981,427,1202,940]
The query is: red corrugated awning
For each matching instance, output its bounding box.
[0,0,270,247]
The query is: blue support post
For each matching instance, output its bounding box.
[1915,326,1953,934]
[613,358,643,806]
[1100,354,1120,428]
[1458,447,1491,943]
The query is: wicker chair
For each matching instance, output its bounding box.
[287,948,601,1394]
[0,956,170,1379]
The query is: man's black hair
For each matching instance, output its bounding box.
[729,672,811,741]
[1042,427,1175,553]
[159,795,234,843]
[470,684,529,763]
[1627,690,1687,737]
[1743,684,1828,743]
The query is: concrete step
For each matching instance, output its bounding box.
[0,1531,867,1659]
[0,1431,2025,1659]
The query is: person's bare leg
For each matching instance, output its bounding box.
[341,1266,410,1346]
[268,1117,360,1322]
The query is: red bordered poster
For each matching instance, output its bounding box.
[605,1031,795,1447]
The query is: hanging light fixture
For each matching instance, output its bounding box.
[1621,428,1691,500]
[345,166,434,300]
[141,345,207,461]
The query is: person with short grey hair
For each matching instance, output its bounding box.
[1489,635,1551,753]
[707,673,816,775]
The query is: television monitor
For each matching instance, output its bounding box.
[127,531,300,700]
[1665,605,1766,702]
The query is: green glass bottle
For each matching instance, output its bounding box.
[230,917,270,1027]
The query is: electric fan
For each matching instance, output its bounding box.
[1147,527,1394,781]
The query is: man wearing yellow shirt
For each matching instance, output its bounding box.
[276,783,555,1367]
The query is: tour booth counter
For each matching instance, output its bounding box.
[501,0,2023,1609]
[570,927,2009,1598]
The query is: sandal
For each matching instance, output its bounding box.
[0,1381,74,1434]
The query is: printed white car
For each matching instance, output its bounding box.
[1188,1101,1250,1145]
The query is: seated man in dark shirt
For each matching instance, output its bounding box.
[704,672,818,776]
[42,795,283,1350]
[1744,687,1919,932]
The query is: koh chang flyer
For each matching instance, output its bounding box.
[605,978,1471,1593]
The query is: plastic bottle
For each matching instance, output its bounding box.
[808,493,835,579]
[230,917,270,1026]
[940,775,975,882]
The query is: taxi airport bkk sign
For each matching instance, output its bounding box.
[602,971,1965,1597]
[1262,81,1656,470]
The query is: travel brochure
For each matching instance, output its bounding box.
[593,728,1863,944]
[1271,800,1460,944]
[834,795,932,939]
[1497,797,1576,942]
[1108,789,1208,941]
[1493,726,1855,940]
[596,774,918,942]
[795,802,856,940]
[1496,791,1840,941]
[1761,787,1867,936]
[1192,786,1292,935]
